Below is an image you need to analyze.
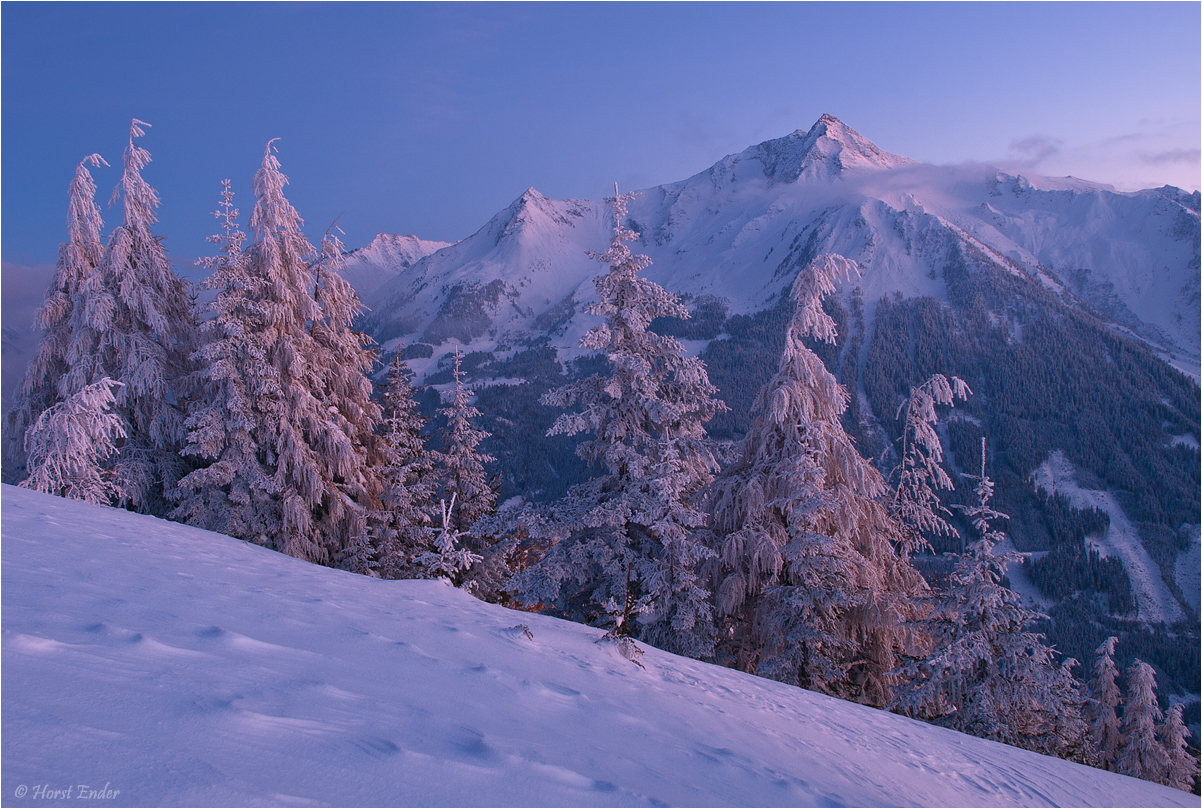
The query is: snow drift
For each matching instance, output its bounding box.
[1,485,1189,807]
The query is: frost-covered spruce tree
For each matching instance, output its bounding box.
[19,377,126,504]
[1085,636,1124,771]
[889,373,970,557]
[436,351,496,534]
[173,181,281,542]
[1158,704,1198,792]
[371,352,438,578]
[309,229,385,568]
[69,120,195,512]
[246,141,383,564]
[6,154,109,481]
[417,494,482,582]
[706,254,926,704]
[892,438,1085,757]
[181,140,380,565]
[1117,660,1170,783]
[510,187,726,659]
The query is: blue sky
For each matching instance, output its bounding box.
[2,2,1199,271]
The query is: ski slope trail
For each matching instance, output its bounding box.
[1034,450,1184,624]
[1,485,1189,807]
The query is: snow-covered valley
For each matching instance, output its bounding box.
[1,485,1190,807]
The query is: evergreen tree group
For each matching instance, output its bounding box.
[1086,639,1198,791]
[705,254,926,705]
[9,124,500,583]
[892,439,1086,757]
[9,122,194,512]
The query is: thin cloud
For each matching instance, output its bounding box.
[1140,148,1201,165]
[1007,135,1063,167]
[1099,132,1146,146]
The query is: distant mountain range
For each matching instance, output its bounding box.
[351,114,1199,381]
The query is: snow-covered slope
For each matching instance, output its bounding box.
[1,485,1189,807]
[1034,451,1184,624]
[361,115,1199,376]
[341,233,452,301]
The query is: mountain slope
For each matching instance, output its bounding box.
[342,232,452,301]
[1,485,1190,807]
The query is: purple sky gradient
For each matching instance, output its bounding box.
[2,2,1199,273]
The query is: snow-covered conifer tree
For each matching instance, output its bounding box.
[510,187,727,659]
[19,377,126,504]
[7,154,109,480]
[1117,660,1170,783]
[336,529,379,577]
[371,352,438,578]
[173,181,280,541]
[245,141,383,564]
[417,495,482,581]
[436,351,496,534]
[309,229,385,567]
[706,254,926,703]
[1085,636,1124,771]
[179,141,380,565]
[889,373,970,557]
[68,120,195,512]
[1158,704,1198,792]
[892,438,1085,756]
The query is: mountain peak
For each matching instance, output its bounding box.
[340,233,452,299]
[350,232,451,263]
[487,186,588,245]
[747,116,914,182]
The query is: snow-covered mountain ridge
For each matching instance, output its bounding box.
[2,484,1189,807]
[341,232,452,300]
[359,115,1199,377]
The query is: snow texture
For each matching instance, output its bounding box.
[2,484,1189,807]
[1033,450,1184,623]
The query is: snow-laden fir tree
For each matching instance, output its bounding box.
[889,373,970,557]
[173,181,281,541]
[19,377,126,504]
[6,154,109,482]
[1085,635,1124,772]
[510,187,727,659]
[1158,703,1198,792]
[370,351,438,578]
[245,141,382,564]
[436,350,496,534]
[309,228,385,569]
[892,437,1085,757]
[179,141,380,565]
[68,120,195,513]
[1117,659,1170,783]
[706,254,926,704]
[417,494,482,581]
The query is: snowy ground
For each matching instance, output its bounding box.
[992,537,1052,612]
[1176,525,1201,617]
[1,485,1189,807]
[1033,450,1184,624]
